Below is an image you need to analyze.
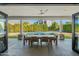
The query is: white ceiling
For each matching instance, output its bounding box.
[0,5,79,16]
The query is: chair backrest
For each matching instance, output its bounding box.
[46,35,58,40]
[24,36,32,41]
[41,37,48,40]
[24,35,26,38]
[31,36,38,41]
[41,37,49,42]
[31,36,38,39]
[48,37,54,40]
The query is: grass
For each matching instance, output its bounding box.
[8,36,18,38]
[64,35,71,39]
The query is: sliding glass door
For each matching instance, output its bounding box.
[72,12,79,53]
[8,20,20,38]
[0,11,8,53]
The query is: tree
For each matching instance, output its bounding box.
[50,22,59,31]
[43,24,48,31]
[63,22,72,33]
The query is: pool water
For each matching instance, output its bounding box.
[24,32,56,35]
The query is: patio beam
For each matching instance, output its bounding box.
[8,16,72,20]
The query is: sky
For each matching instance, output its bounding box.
[55,20,71,24]
[23,19,38,24]
[8,19,71,25]
[24,19,71,24]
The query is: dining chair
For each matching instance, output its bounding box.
[48,35,58,46]
[23,36,31,46]
[18,34,22,40]
[30,37,39,47]
[55,35,58,45]
[40,37,49,47]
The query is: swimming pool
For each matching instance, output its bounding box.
[23,32,57,35]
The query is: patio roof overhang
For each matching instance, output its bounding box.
[8,16,72,20]
[0,4,79,16]
[1,4,78,20]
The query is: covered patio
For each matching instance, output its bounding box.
[0,4,79,56]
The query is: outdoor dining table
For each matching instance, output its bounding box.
[23,35,58,46]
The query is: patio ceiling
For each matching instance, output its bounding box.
[0,4,79,16]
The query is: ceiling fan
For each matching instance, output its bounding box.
[39,9,48,15]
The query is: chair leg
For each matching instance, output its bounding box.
[51,41,52,46]
[56,40,57,46]
[30,41,33,47]
[49,39,51,46]
[54,40,55,43]
[28,40,31,47]
[41,41,42,47]
[48,40,50,47]
[47,42,49,47]
[37,42,39,48]
[45,42,46,47]
[29,40,32,47]
[23,40,25,46]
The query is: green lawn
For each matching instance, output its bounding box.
[8,36,18,38]
[64,35,71,39]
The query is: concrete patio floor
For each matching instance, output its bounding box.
[1,38,79,56]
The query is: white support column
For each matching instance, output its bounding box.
[20,18,23,40]
[59,20,63,39]
[60,20,63,33]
